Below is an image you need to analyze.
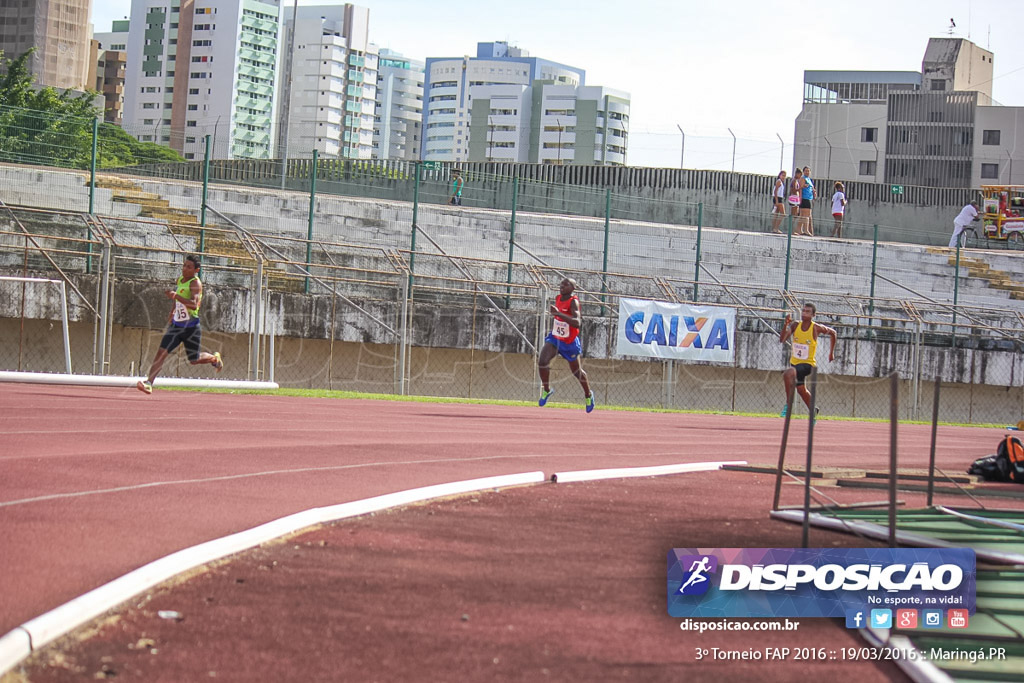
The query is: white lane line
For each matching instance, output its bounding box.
[0,452,703,508]
[551,460,748,483]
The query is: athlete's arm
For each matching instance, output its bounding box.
[550,298,582,329]
[780,315,795,343]
[815,323,838,361]
[170,279,203,311]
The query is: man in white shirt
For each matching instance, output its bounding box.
[948,201,980,247]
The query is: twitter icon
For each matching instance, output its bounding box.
[870,609,893,629]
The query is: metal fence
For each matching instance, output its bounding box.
[2,198,1023,426]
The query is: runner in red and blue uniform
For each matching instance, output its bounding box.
[538,278,594,412]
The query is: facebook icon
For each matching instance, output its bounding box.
[845,609,866,629]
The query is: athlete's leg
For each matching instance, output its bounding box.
[538,342,558,390]
[145,348,169,384]
[568,358,591,398]
[782,366,798,407]
[796,385,812,410]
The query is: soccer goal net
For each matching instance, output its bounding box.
[0,275,72,374]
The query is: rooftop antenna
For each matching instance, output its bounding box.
[948,17,956,36]
[987,25,991,49]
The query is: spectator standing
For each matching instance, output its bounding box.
[830,182,847,237]
[800,166,816,236]
[772,170,788,234]
[448,169,464,206]
[948,201,980,248]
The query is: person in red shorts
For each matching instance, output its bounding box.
[538,278,594,413]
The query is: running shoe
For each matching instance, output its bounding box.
[586,394,595,413]
[811,407,820,425]
[539,387,553,407]
[779,404,788,418]
[137,380,152,395]
[212,352,224,373]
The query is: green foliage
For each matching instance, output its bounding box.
[0,49,183,169]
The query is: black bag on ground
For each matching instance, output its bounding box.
[967,436,1024,483]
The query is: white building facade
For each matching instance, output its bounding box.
[372,49,423,161]
[276,4,377,160]
[122,0,282,160]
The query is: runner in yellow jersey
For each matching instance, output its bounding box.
[137,254,223,394]
[779,302,837,420]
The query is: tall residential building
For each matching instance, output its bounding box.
[94,20,130,124]
[467,82,629,165]
[422,42,585,162]
[373,49,423,161]
[277,4,378,160]
[0,0,93,91]
[122,0,282,160]
[795,37,1017,188]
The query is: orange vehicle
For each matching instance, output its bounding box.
[974,185,1024,249]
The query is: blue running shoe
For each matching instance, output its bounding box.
[539,387,554,407]
[779,404,788,418]
[586,394,595,413]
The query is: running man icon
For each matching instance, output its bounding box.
[678,556,713,594]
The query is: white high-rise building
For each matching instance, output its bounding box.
[373,49,423,161]
[122,0,282,160]
[422,42,585,162]
[277,4,377,160]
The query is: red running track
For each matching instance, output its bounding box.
[0,383,1007,636]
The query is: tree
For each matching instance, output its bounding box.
[0,49,183,169]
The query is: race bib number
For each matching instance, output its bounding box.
[173,300,190,323]
[552,318,570,339]
[792,342,810,360]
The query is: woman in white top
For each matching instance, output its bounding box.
[830,182,847,237]
[771,170,788,234]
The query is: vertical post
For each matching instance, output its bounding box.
[86,223,93,275]
[505,176,518,308]
[952,242,961,343]
[201,135,211,227]
[868,224,878,326]
[398,274,409,395]
[601,189,610,314]
[60,281,71,374]
[801,367,818,548]
[409,161,420,289]
[772,379,796,510]
[927,376,941,507]
[305,149,318,294]
[250,263,264,381]
[784,212,794,291]
[96,242,111,375]
[888,372,899,547]
[268,332,275,385]
[693,202,703,301]
[665,359,674,408]
[88,117,98,215]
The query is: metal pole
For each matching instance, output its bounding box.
[305,149,318,294]
[824,136,832,182]
[268,332,275,384]
[784,212,794,291]
[89,117,98,214]
[952,242,961,342]
[776,133,784,172]
[505,176,518,308]
[801,367,818,548]
[601,188,611,315]
[665,359,674,407]
[201,135,211,227]
[694,202,703,301]
[676,125,685,169]
[60,281,71,373]
[250,263,264,380]
[889,372,899,547]
[869,224,878,326]
[772,380,797,510]
[927,376,941,506]
[398,274,409,395]
[409,161,420,289]
[95,242,111,375]
[728,128,736,172]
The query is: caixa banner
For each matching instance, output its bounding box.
[617,299,735,362]
[667,548,975,618]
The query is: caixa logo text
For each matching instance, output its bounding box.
[624,313,730,349]
[699,561,964,592]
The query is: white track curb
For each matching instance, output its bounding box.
[0,371,279,391]
[551,460,748,483]
[0,470,546,676]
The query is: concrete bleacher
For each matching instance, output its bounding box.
[3,164,1024,323]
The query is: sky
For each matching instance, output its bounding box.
[91,0,1024,173]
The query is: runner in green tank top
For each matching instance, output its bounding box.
[137,254,224,394]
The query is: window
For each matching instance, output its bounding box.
[861,127,877,143]
[143,118,155,125]
[189,88,199,95]
[142,102,156,109]
[981,163,999,179]
[187,104,198,110]
[983,130,1001,145]
[186,136,196,143]
[930,79,946,91]
[186,120,198,127]
[859,161,877,176]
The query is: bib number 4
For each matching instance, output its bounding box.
[793,342,810,361]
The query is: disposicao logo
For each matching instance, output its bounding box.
[667,548,975,619]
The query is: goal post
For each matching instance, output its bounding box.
[0,275,72,374]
